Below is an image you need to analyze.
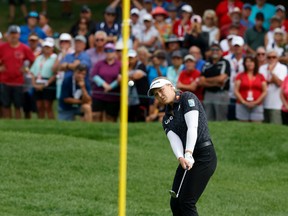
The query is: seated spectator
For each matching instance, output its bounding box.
[255,46,267,67]
[0,25,35,119]
[137,13,159,53]
[85,31,107,76]
[127,49,150,122]
[264,16,282,48]
[199,42,231,121]
[147,49,167,84]
[58,64,92,122]
[28,33,42,57]
[52,33,74,99]
[30,38,57,119]
[275,5,288,33]
[234,56,267,122]
[137,46,151,67]
[216,0,244,28]
[177,54,203,101]
[166,4,178,27]
[202,9,220,46]
[259,49,288,124]
[249,0,276,31]
[165,34,187,66]
[280,76,288,125]
[39,12,53,37]
[189,46,206,72]
[20,11,46,45]
[70,5,96,46]
[166,50,184,86]
[132,0,153,23]
[152,6,171,47]
[172,4,193,39]
[266,28,286,57]
[91,43,121,122]
[59,35,91,79]
[220,7,246,39]
[96,6,121,43]
[130,8,142,39]
[244,12,266,55]
[240,3,253,29]
[184,15,209,58]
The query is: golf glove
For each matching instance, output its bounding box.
[184,152,194,167]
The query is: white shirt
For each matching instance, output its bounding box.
[266,42,284,57]
[259,62,288,109]
[202,25,219,46]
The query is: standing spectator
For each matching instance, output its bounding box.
[39,12,53,37]
[249,0,276,31]
[130,8,142,39]
[147,49,167,84]
[240,3,253,29]
[165,34,187,66]
[132,0,153,24]
[127,49,150,122]
[137,13,159,53]
[0,25,35,119]
[153,0,170,10]
[52,33,74,99]
[202,9,220,46]
[172,4,193,39]
[264,16,282,48]
[166,50,184,86]
[58,64,92,122]
[166,4,178,27]
[85,31,107,76]
[28,33,42,57]
[199,42,231,121]
[234,56,267,122]
[266,28,286,57]
[71,18,91,49]
[30,39,57,119]
[256,46,267,67]
[215,0,244,28]
[177,54,203,101]
[8,0,28,23]
[275,5,288,33]
[59,35,91,79]
[189,46,206,72]
[244,12,266,55]
[170,0,186,17]
[137,46,151,67]
[20,11,46,45]
[225,36,245,120]
[259,49,288,124]
[91,43,121,122]
[96,6,121,43]
[280,76,288,125]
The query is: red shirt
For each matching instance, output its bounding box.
[172,19,192,38]
[0,42,35,85]
[235,72,266,105]
[282,19,288,33]
[178,69,203,101]
[281,76,288,112]
[215,0,244,28]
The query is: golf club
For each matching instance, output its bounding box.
[169,168,188,198]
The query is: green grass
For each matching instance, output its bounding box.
[0,120,288,215]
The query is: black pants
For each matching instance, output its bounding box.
[282,111,288,125]
[170,145,217,216]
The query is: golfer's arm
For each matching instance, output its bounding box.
[184,110,199,153]
[167,131,184,160]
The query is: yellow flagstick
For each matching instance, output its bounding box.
[118,0,130,215]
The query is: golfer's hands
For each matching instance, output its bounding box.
[178,152,194,170]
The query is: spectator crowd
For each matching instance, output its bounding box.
[0,0,288,125]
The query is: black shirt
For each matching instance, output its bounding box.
[201,58,231,92]
[162,92,210,150]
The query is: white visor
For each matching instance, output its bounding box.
[147,78,172,96]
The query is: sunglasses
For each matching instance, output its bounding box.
[96,38,105,42]
[257,53,265,56]
[267,56,277,59]
[106,13,116,17]
[104,49,115,53]
[211,48,220,51]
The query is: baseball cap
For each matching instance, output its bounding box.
[59,33,72,41]
[81,5,91,13]
[76,63,88,71]
[7,25,21,34]
[105,6,116,14]
[191,15,202,23]
[115,40,123,50]
[28,33,39,40]
[42,38,54,47]
[104,43,116,51]
[147,77,173,96]
[131,8,140,16]
[181,4,193,13]
[274,28,284,34]
[229,7,241,15]
[255,12,264,20]
[210,41,222,50]
[243,3,252,10]
[75,35,87,44]
[276,5,285,12]
[167,4,177,12]
[270,15,281,22]
[27,11,39,19]
[231,36,244,46]
[153,50,166,59]
[184,54,196,62]
[143,13,153,21]
[172,50,182,58]
[128,49,137,58]
[165,34,181,43]
[143,0,152,3]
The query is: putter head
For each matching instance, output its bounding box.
[169,190,178,198]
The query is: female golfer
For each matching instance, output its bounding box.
[148,76,217,216]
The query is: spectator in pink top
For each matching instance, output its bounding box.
[280,76,288,125]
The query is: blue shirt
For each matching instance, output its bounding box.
[61,51,92,78]
[167,64,184,86]
[196,59,206,72]
[147,65,167,85]
[95,22,121,37]
[249,3,276,30]
[59,73,91,110]
[20,25,46,45]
